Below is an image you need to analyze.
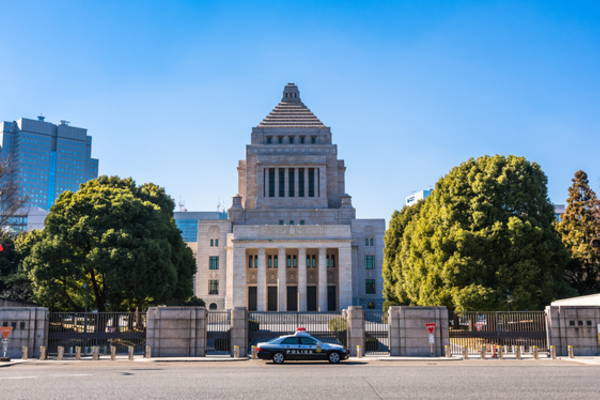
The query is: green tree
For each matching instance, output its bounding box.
[0,231,34,304]
[382,201,423,309]
[22,176,196,311]
[556,170,600,295]
[389,155,572,312]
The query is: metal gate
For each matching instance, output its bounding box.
[248,312,346,349]
[48,312,146,355]
[364,310,390,355]
[449,311,547,354]
[206,310,231,355]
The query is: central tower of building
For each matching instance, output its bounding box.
[195,83,384,311]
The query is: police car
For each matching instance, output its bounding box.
[255,328,349,364]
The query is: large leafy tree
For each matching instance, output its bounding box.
[22,176,196,311]
[382,202,423,309]
[0,231,35,304]
[388,155,573,312]
[556,170,600,295]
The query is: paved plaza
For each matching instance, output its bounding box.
[1,359,600,400]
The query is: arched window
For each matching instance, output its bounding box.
[209,303,217,310]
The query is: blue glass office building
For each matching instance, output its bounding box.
[0,116,98,210]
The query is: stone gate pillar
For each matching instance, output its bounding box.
[230,306,248,357]
[346,306,365,356]
[388,306,449,357]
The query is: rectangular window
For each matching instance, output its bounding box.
[268,255,273,268]
[300,220,305,225]
[311,136,317,144]
[266,136,272,144]
[288,168,295,197]
[287,255,292,268]
[210,239,214,247]
[298,168,305,197]
[300,136,305,144]
[209,280,219,295]
[279,168,285,197]
[268,168,275,197]
[365,238,369,247]
[308,168,315,197]
[215,239,219,247]
[365,255,375,270]
[279,220,284,225]
[369,238,374,246]
[278,136,283,144]
[365,279,376,295]
[209,256,219,270]
[274,255,278,268]
[289,220,294,225]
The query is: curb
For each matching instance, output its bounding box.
[141,357,249,363]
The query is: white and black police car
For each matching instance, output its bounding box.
[256,328,349,364]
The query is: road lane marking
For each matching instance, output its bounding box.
[0,375,38,380]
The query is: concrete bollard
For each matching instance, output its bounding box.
[533,346,539,359]
[145,344,152,358]
[503,345,508,355]
[110,345,116,361]
[251,345,257,359]
[21,346,28,360]
[516,346,522,360]
[233,345,240,358]
[75,346,81,360]
[550,345,557,359]
[57,346,64,360]
[480,345,486,360]
[567,345,574,358]
[128,346,134,361]
[39,346,47,360]
[498,346,504,359]
[462,348,469,360]
[92,346,99,360]
[444,345,451,358]
[356,345,363,358]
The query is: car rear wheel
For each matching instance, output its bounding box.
[328,351,341,364]
[272,352,285,364]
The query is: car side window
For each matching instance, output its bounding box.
[300,337,317,345]
[281,337,300,345]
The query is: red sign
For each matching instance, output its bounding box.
[0,326,12,339]
[425,323,436,334]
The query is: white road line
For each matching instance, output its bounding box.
[49,373,92,377]
[0,375,38,380]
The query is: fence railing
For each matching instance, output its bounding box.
[48,312,146,355]
[449,311,547,353]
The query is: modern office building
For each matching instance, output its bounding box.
[405,189,433,207]
[174,211,228,243]
[4,206,48,233]
[193,83,385,311]
[0,116,98,210]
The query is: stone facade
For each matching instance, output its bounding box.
[146,307,207,357]
[0,307,48,358]
[545,305,600,356]
[388,306,449,357]
[194,83,385,311]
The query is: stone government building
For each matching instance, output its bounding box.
[193,83,384,311]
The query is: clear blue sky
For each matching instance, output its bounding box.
[1,0,599,219]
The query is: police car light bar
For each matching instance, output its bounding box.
[296,327,306,331]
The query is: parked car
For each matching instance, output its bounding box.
[256,328,349,364]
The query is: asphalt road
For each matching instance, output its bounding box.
[1,359,599,400]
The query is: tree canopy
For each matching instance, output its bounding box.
[384,155,573,312]
[22,176,196,311]
[556,170,600,295]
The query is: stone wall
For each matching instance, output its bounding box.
[0,307,48,358]
[146,307,207,357]
[389,306,449,357]
[546,305,600,356]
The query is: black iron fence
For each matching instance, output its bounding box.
[48,312,146,355]
[449,311,547,354]
[206,310,231,355]
[364,310,389,355]
[248,312,346,349]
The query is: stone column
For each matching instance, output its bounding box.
[303,169,309,198]
[284,167,288,198]
[338,244,353,309]
[277,248,287,311]
[257,248,267,311]
[298,247,307,311]
[274,168,279,198]
[346,306,365,357]
[226,244,246,309]
[318,247,328,311]
[230,307,248,357]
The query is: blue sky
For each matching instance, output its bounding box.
[1,0,599,219]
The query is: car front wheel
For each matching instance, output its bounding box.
[272,352,285,364]
[328,351,341,364]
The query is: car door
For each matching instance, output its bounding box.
[299,336,323,360]
[280,337,301,360]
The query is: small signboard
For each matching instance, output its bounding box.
[0,326,12,339]
[425,323,436,334]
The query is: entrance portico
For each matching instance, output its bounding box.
[225,225,353,312]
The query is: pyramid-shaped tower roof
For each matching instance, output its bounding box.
[257,83,326,128]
